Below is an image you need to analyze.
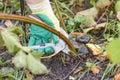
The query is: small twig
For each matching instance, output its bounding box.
[62,61,81,80]
[96,0,114,24]
[96,11,107,24]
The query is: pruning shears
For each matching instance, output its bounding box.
[0,14,76,58]
[28,15,72,58]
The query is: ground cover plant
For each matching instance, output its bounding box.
[1,0,120,80]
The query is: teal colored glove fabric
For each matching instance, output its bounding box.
[28,14,59,54]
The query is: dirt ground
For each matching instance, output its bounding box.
[0,47,111,80]
[34,53,109,80]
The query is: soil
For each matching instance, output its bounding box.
[34,53,109,80]
[0,47,111,80]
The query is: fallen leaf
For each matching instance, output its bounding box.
[91,66,101,74]
[116,12,120,21]
[95,22,108,28]
[86,43,103,55]
[95,51,108,61]
[95,56,107,62]
[69,76,76,80]
[114,73,120,80]
[71,32,85,38]
[75,7,98,18]
[96,0,111,9]
[25,70,34,80]
[83,22,108,33]
[75,7,98,26]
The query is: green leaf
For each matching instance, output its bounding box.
[106,38,120,63]
[27,53,48,74]
[0,2,4,10]
[14,2,20,11]
[96,0,111,9]
[1,29,21,53]
[117,23,120,35]
[0,73,2,80]
[31,51,43,59]
[74,16,89,25]
[86,62,96,68]
[0,58,4,65]
[1,28,31,54]
[90,0,98,6]
[12,50,27,68]
[7,26,24,35]
[10,0,16,4]
[0,67,14,75]
[115,1,120,12]
[68,19,74,26]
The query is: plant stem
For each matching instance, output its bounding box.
[53,0,67,32]
[0,14,76,54]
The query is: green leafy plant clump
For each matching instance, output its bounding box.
[0,26,48,75]
[67,17,89,32]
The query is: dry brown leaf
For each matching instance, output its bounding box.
[69,76,76,80]
[75,7,98,18]
[25,70,34,80]
[73,67,84,75]
[75,7,98,26]
[95,51,108,61]
[117,12,120,21]
[95,22,108,28]
[91,66,101,74]
[71,32,85,38]
[86,43,103,55]
[114,73,120,80]
[83,22,108,33]
[96,0,111,9]
[94,56,107,62]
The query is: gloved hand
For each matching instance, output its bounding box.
[26,0,60,54]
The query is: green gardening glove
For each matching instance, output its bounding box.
[28,14,59,54]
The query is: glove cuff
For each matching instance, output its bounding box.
[26,0,52,14]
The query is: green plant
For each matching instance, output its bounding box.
[67,17,88,33]
[0,0,20,13]
[0,25,48,75]
[101,63,116,80]
[103,20,120,39]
